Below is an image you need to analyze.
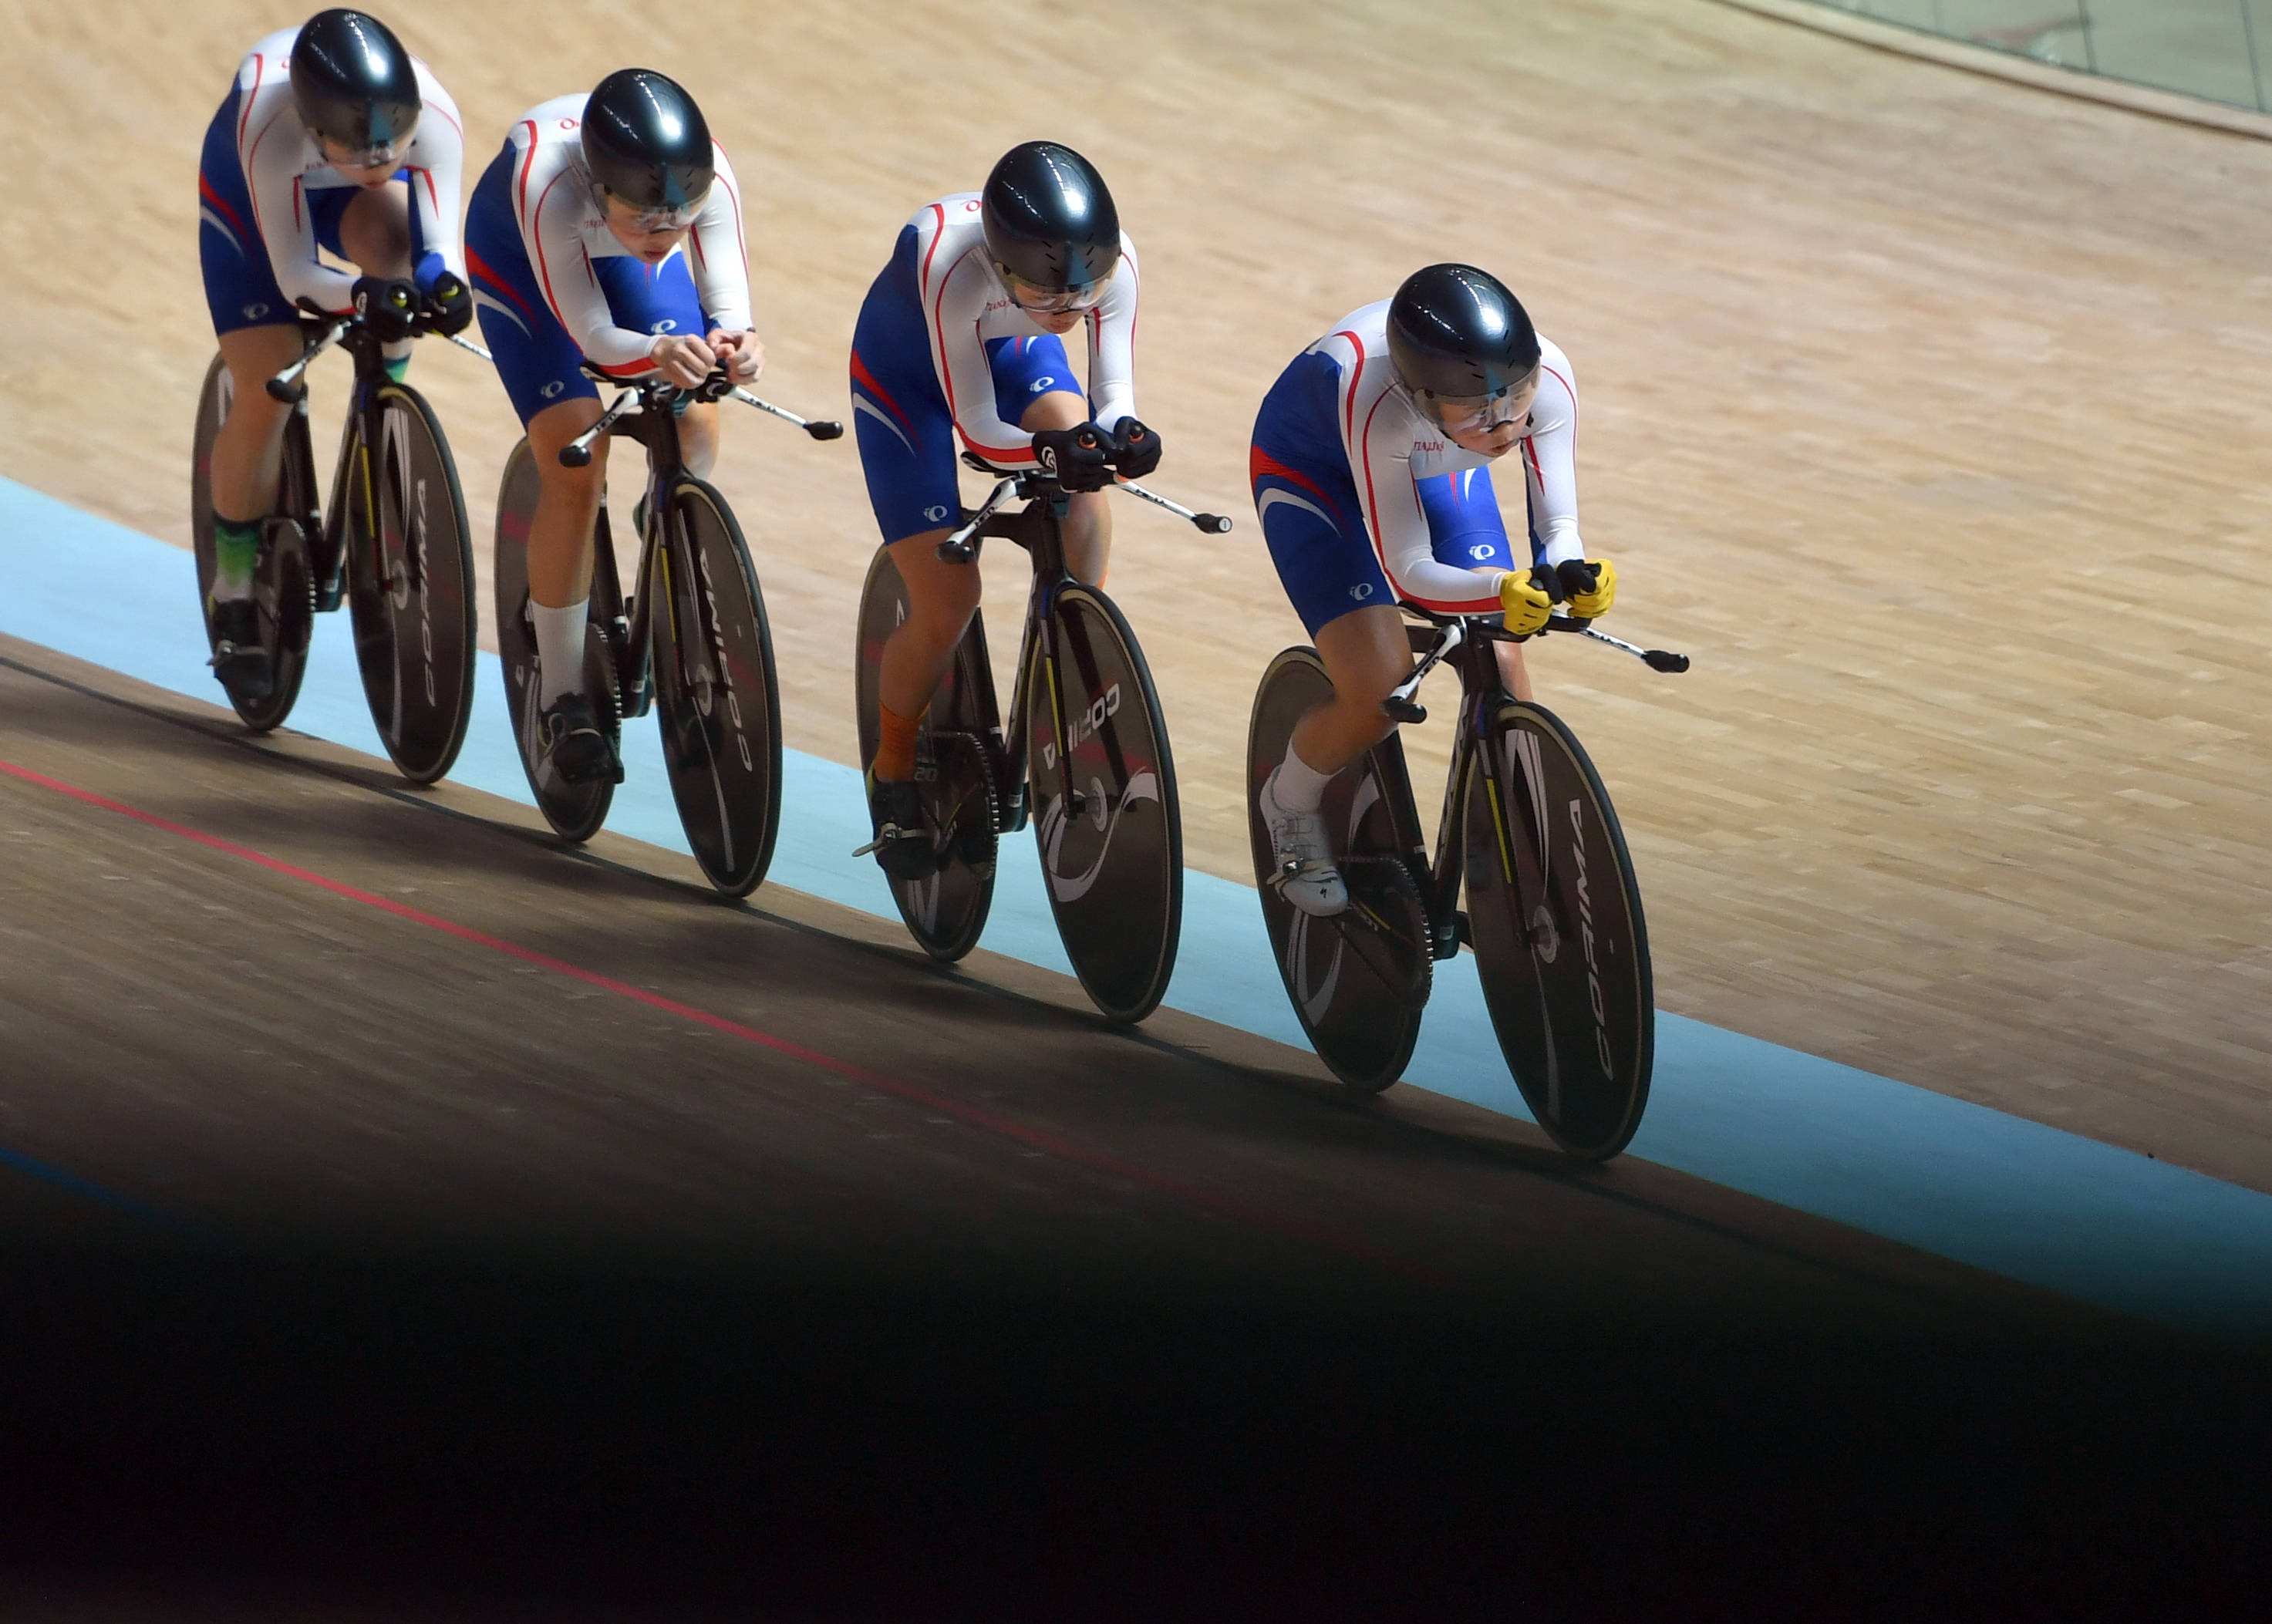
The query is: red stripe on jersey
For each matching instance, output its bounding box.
[848,351,915,433]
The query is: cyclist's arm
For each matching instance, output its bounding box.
[685,142,753,335]
[517,144,659,376]
[1082,234,1141,430]
[1349,385,1505,615]
[401,64,468,294]
[239,92,358,316]
[1523,342,1583,567]
[927,251,1037,467]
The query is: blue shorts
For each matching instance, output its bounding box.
[848,224,1086,545]
[197,84,437,336]
[464,143,711,426]
[1249,349,1529,637]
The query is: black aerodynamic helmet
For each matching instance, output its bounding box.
[1386,263,1542,404]
[292,8,421,158]
[982,140,1121,295]
[582,69,714,218]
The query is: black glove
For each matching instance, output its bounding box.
[423,271,474,337]
[1030,423,1113,493]
[1106,417,1162,480]
[352,275,420,343]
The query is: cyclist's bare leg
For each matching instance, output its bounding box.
[524,397,609,608]
[209,324,307,524]
[335,181,416,278]
[1495,638,1532,702]
[676,401,720,480]
[878,525,980,726]
[1021,392,1112,585]
[1288,604,1412,777]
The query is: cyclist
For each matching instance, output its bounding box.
[464,69,764,786]
[197,8,472,697]
[1249,263,1618,917]
[848,140,1161,878]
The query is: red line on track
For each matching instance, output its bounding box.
[0,755,1436,1284]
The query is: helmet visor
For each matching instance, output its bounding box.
[1001,266,1111,315]
[322,130,413,174]
[606,188,710,233]
[1416,367,1541,434]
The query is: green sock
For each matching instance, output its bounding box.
[384,354,411,383]
[212,516,261,599]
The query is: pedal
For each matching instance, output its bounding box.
[1383,696,1427,725]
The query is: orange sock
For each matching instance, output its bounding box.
[875,700,921,780]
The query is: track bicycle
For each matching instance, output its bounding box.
[494,365,839,898]
[189,306,480,781]
[853,457,1230,1023]
[1246,574,1689,1160]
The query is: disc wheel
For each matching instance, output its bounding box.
[854,544,1001,961]
[191,350,315,732]
[494,438,619,842]
[1463,700,1654,1160]
[1025,584,1183,1023]
[1246,647,1433,1091]
[340,382,478,784]
[649,480,781,898]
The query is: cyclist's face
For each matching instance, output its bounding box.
[1004,267,1110,334]
[322,139,401,189]
[603,195,691,264]
[1436,374,1540,456]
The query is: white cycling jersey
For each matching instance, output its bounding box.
[907,193,1140,468]
[1315,300,1581,615]
[229,26,467,316]
[500,94,753,377]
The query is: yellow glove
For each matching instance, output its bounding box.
[1498,568,1553,635]
[1561,558,1616,619]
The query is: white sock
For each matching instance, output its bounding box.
[531,598,588,708]
[1271,745,1335,814]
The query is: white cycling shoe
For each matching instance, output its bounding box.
[1259,766,1349,918]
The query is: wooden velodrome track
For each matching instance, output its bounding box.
[2,0,2270,1613]
[9,0,2271,1189]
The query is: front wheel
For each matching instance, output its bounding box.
[1246,646,1433,1091]
[1025,584,1182,1023]
[190,351,315,732]
[1463,700,1654,1161]
[649,478,781,898]
[339,382,479,784]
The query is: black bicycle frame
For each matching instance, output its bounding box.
[1367,615,1542,962]
[583,379,716,719]
[954,479,1134,835]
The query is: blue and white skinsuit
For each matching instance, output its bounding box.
[1249,299,1582,635]
[848,192,1141,544]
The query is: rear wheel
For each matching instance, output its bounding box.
[1026,584,1182,1023]
[494,438,618,842]
[1246,647,1432,1090]
[1463,701,1653,1160]
[340,382,478,784]
[190,350,314,732]
[854,544,1000,961]
[649,479,781,898]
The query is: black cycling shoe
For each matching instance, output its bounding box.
[207,596,274,699]
[537,692,622,786]
[859,769,939,881]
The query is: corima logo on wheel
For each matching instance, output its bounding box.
[1569,797,1613,1078]
[1040,682,1120,773]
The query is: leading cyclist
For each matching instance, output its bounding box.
[848,141,1163,879]
[196,8,472,697]
[464,69,765,787]
[1249,263,1619,917]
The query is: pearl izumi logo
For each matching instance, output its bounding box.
[1569,796,1613,1078]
